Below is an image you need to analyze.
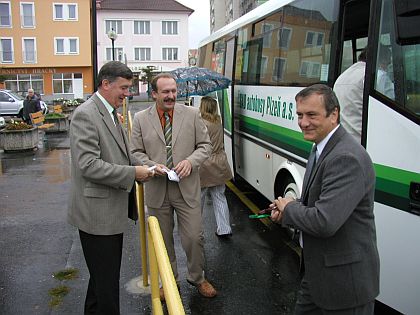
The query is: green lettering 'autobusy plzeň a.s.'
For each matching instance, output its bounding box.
[239,93,294,120]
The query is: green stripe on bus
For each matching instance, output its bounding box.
[237,115,418,212]
[223,89,232,132]
[239,114,312,158]
[374,164,420,212]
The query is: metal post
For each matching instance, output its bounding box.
[111,38,115,61]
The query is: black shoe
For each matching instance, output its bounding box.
[215,232,232,239]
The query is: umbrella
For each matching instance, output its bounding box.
[170,67,231,98]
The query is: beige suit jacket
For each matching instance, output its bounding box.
[130,103,211,208]
[68,94,137,235]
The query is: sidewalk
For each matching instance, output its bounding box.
[0,129,300,315]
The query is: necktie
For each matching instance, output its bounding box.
[306,144,318,180]
[112,109,124,141]
[164,112,173,169]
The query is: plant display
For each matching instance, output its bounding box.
[45,113,66,119]
[4,120,32,131]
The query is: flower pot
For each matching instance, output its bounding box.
[62,107,75,121]
[0,127,39,152]
[44,115,69,133]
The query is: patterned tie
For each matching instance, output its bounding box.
[112,110,123,137]
[164,112,173,169]
[306,144,318,180]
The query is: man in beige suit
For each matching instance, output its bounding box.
[131,73,216,299]
[68,61,153,314]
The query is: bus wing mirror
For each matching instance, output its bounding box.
[393,0,420,45]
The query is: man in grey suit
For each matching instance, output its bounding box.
[271,84,379,314]
[68,61,153,315]
[130,73,217,299]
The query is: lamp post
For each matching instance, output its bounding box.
[107,28,118,61]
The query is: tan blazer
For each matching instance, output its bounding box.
[199,120,232,188]
[68,94,137,235]
[130,103,211,208]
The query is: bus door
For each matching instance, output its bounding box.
[364,0,420,313]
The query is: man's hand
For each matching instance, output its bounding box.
[135,165,154,182]
[270,196,294,223]
[154,163,169,176]
[174,159,192,179]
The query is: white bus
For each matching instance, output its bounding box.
[198,0,420,313]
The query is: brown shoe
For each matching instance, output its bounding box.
[159,287,165,301]
[197,280,217,298]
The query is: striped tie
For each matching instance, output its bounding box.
[164,112,173,169]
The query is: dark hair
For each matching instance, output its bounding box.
[150,73,176,92]
[295,84,340,123]
[378,44,391,66]
[358,47,367,62]
[97,61,133,88]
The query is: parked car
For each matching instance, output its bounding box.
[0,89,48,117]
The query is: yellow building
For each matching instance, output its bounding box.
[0,0,93,100]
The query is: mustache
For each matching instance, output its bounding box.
[164,97,176,102]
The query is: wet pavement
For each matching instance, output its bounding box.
[0,101,301,315]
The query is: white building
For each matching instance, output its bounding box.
[96,0,193,93]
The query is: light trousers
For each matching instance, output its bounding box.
[201,184,232,235]
[147,180,205,285]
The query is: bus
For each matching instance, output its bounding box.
[198,0,420,313]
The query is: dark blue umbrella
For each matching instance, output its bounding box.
[170,67,231,98]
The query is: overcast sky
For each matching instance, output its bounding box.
[175,0,210,49]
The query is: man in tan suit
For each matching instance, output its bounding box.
[68,61,153,314]
[130,73,217,299]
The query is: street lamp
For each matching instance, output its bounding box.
[107,28,118,61]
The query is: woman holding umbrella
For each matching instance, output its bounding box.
[199,96,233,237]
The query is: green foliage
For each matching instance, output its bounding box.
[45,113,66,119]
[53,268,79,281]
[48,285,70,308]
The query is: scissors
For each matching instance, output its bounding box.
[248,206,278,219]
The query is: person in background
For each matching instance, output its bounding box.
[270,84,379,315]
[130,73,217,300]
[376,44,395,100]
[199,96,233,237]
[22,88,41,124]
[333,48,367,140]
[68,61,154,315]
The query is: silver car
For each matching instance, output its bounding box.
[0,89,48,117]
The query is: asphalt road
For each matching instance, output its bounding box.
[0,101,301,314]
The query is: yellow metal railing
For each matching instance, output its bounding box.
[127,109,184,313]
[128,110,149,287]
[148,216,185,315]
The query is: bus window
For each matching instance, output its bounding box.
[374,0,420,118]
[374,0,396,100]
[403,46,420,117]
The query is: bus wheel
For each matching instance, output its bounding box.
[284,182,298,200]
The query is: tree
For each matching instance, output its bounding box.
[139,65,158,100]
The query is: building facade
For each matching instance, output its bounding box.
[96,0,193,94]
[0,0,94,100]
[210,0,268,33]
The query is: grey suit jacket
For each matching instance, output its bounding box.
[282,126,380,310]
[130,103,211,208]
[68,94,137,235]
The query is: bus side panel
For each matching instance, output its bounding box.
[232,85,310,199]
[367,97,420,315]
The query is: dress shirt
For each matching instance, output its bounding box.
[96,92,117,125]
[156,107,173,130]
